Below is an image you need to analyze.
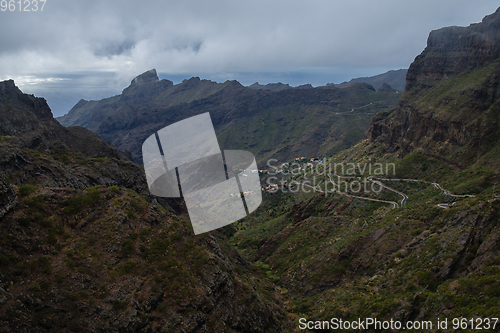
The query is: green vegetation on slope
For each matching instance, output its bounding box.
[231,148,500,330]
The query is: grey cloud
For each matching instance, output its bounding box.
[94,40,136,58]
[0,0,499,115]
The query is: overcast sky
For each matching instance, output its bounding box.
[1,0,499,116]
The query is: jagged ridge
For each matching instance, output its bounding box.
[57,70,401,165]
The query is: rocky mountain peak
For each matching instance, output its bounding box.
[0,78,15,91]
[481,5,500,25]
[0,79,53,136]
[120,69,172,100]
[130,68,159,86]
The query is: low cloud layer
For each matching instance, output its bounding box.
[1,0,499,116]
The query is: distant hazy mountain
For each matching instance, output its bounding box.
[328,68,407,92]
[57,71,401,165]
[247,82,313,91]
[248,82,291,91]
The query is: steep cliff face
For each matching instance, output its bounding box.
[0,80,131,161]
[0,80,53,136]
[406,8,500,92]
[367,7,500,169]
[0,78,172,230]
[0,80,146,220]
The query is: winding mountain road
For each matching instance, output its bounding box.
[293,174,474,210]
[431,183,475,198]
[367,177,408,207]
[327,174,399,208]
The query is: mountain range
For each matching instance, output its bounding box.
[328,68,407,92]
[57,70,401,166]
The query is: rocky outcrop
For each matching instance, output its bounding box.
[0,172,16,219]
[130,68,159,86]
[0,80,53,136]
[406,7,500,91]
[120,69,173,105]
[0,80,130,159]
[0,80,150,194]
